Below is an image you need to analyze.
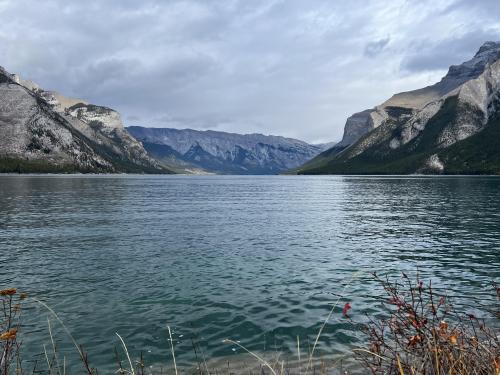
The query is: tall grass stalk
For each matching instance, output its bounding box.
[222,339,277,375]
[167,326,178,375]
[116,332,135,375]
[47,317,62,375]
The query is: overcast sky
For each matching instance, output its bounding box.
[1,0,499,143]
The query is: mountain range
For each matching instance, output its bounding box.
[127,127,333,174]
[0,66,331,175]
[297,41,500,175]
[2,41,499,175]
[0,67,170,173]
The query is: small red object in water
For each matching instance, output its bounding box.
[342,302,351,316]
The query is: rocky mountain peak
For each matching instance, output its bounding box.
[0,64,168,173]
[475,41,500,56]
[298,41,500,175]
[2,67,124,132]
[445,40,500,83]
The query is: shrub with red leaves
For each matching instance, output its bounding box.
[355,273,500,375]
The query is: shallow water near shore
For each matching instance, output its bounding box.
[1,175,499,373]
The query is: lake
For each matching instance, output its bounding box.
[1,175,499,373]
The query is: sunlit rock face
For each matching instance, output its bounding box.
[67,104,123,131]
[0,66,169,173]
[298,41,500,175]
[336,41,500,150]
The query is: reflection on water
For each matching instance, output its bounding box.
[0,175,499,372]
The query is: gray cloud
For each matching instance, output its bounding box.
[365,37,390,57]
[440,0,500,18]
[0,0,499,143]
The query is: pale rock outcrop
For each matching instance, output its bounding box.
[38,91,88,113]
[391,101,443,148]
[436,59,500,147]
[67,104,123,131]
[424,154,444,173]
[337,110,375,147]
[10,74,40,92]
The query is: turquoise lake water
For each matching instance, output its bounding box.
[0,175,499,373]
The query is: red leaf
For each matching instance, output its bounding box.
[342,302,351,316]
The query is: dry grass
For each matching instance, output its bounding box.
[1,274,498,375]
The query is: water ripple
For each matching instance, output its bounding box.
[0,175,499,372]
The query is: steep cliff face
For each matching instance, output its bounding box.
[0,66,170,173]
[298,41,500,175]
[337,110,375,147]
[127,127,331,174]
[333,41,500,150]
[67,103,123,131]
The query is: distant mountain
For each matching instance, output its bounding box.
[297,41,500,175]
[127,127,332,174]
[0,66,171,174]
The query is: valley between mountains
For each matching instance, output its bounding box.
[1,41,500,175]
